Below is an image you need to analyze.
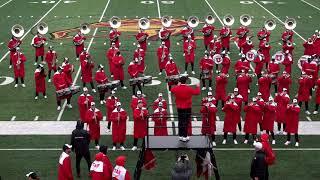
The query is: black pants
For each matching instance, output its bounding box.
[132,83,142,95]
[120,80,125,87]
[315,104,319,111]
[15,78,24,84]
[223,132,236,140]
[201,79,212,88]
[298,101,309,111]
[266,130,275,140]
[107,121,111,129]
[35,56,44,63]
[185,62,194,72]
[287,133,299,142]
[113,142,124,146]
[99,93,105,101]
[216,100,224,108]
[245,133,257,141]
[177,108,191,137]
[277,122,286,131]
[83,81,95,89]
[57,98,71,106]
[75,152,91,175]
[237,122,242,131]
[35,92,46,97]
[133,138,145,146]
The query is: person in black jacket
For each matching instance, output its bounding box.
[171,154,193,180]
[70,121,91,177]
[250,142,269,180]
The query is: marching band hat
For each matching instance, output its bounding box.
[257,92,262,96]
[253,97,257,102]
[63,144,72,151]
[283,88,287,91]
[91,102,95,106]
[268,96,273,101]
[293,99,298,103]
[208,91,213,96]
[26,172,38,179]
[241,54,246,58]
[137,90,142,95]
[158,93,163,97]
[158,102,163,106]
[111,90,116,94]
[98,64,104,69]
[83,87,88,92]
[116,102,121,106]
[234,88,238,92]
[254,142,263,151]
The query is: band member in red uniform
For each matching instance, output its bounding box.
[12,47,26,87]
[303,38,315,56]
[171,76,200,142]
[236,70,252,104]
[45,46,57,82]
[157,42,169,75]
[254,52,265,79]
[268,57,280,92]
[110,102,127,150]
[202,22,215,50]
[232,88,244,131]
[262,97,277,144]
[95,64,108,104]
[136,28,149,51]
[86,102,103,149]
[180,24,195,41]
[200,97,217,146]
[220,51,231,74]
[130,90,147,111]
[257,27,270,44]
[79,48,90,63]
[220,25,232,52]
[314,77,320,114]
[202,91,216,105]
[236,26,249,48]
[234,54,250,75]
[274,88,290,134]
[159,27,172,50]
[62,57,74,86]
[132,100,149,150]
[152,93,167,110]
[243,97,263,144]
[302,57,318,88]
[112,51,126,89]
[58,144,73,180]
[7,36,22,68]
[277,71,292,94]
[282,41,294,55]
[209,35,222,54]
[258,72,272,101]
[222,95,239,144]
[297,72,313,114]
[285,99,300,147]
[34,64,47,100]
[81,56,95,92]
[128,58,143,95]
[165,56,180,90]
[73,30,86,60]
[281,29,294,45]
[215,72,228,107]
[199,53,214,90]
[106,90,118,131]
[106,43,119,76]
[77,87,94,122]
[183,35,196,74]
[112,156,131,180]
[109,28,121,48]
[90,152,111,179]
[152,102,168,136]
[31,32,46,65]
[240,39,254,54]
[53,66,72,110]
[133,44,146,74]
[282,50,293,74]
[259,40,271,68]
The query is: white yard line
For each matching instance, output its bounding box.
[34,116,39,121]
[216,115,220,121]
[103,116,106,121]
[301,0,320,11]
[0,0,63,63]
[10,116,16,121]
[0,0,13,8]
[253,0,306,41]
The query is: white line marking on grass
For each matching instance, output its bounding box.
[306,116,312,121]
[10,116,16,121]
[0,0,63,63]
[57,0,112,121]
[0,42,4,45]
[7,15,10,18]
[301,0,320,11]
[253,0,306,41]
[0,0,14,9]
[216,115,220,121]
[103,116,106,121]
[18,16,22,18]
[309,16,312,18]
[30,16,34,18]
[34,116,39,121]
[156,0,162,18]
[278,42,282,45]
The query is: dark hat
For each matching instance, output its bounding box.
[62,144,72,151]
[99,145,108,154]
[26,172,38,179]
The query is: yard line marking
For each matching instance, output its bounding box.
[0,42,4,45]
[253,0,306,42]
[34,116,39,121]
[309,15,312,18]
[306,116,312,121]
[57,0,112,121]
[103,116,106,121]
[301,0,320,11]
[204,0,224,24]
[216,115,220,121]
[10,116,16,121]
[156,0,162,18]
[0,0,63,63]
[278,42,282,45]
[0,0,14,9]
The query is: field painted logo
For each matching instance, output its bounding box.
[0,76,14,86]
[49,18,205,41]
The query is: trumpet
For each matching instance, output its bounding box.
[11,24,24,38]
[240,14,252,27]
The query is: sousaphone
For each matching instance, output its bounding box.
[240,14,252,27]
[284,18,296,30]
[161,15,172,27]
[80,23,90,34]
[37,22,48,35]
[223,14,234,26]
[138,17,150,30]
[264,19,276,31]
[187,16,199,28]
[11,24,24,38]
[110,16,121,29]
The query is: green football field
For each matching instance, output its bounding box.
[1,0,320,179]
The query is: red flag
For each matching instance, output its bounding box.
[143,148,156,170]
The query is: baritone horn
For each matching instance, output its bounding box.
[161,15,172,27]
[284,18,296,30]
[240,14,252,26]
[205,13,215,24]
[187,16,199,28]
[80,23,90,34]
[109,16,121,29]
[11,24,24,38]
[223,14,234,26]
[264,19,276,31]
[37,22,48,35]
[138,17,150,30]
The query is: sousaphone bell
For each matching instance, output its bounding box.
[240,14,252,27]
[187,16,199,28]
[37,22,48,35]
[223,14,234,26]
[138,17,150,30]
[284,18,296,30]
[205,13,215,24]
[11,24,24,38]
[264,19,276,31]
[80,23,90,34]
[161,15,172,27]
[109,16,121,29]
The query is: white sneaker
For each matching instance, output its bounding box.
[295,142,299,147]
[201,87,206,91]
[48,79,51,82]
[272,140,276,145]
[121,86,127,89]
[21,84,26,88]
[35,96,38,100]
[112,146,116,150]
[76,58,79,61]
[208,87,212,91]
[243,140,248,144]
[191,71,195,74]
[103,100,106,103]
[179,136,183,141]
[9,65,12,69]
[111,75,114,78]
[158,72,162,75]
[215,70,219,73]
[42,61,46,64]
[34,62,37,66]
[253,140,257,145]
[57,106,61,111]
[186,136,190,141]
[100,100,104,105]
[132,146,137,151]
[212,141,216,147]
[120,146,125,150]
[182,137,188,142]
[106,128,110,133]
[284,141,291,146]
[14,84,18,88]
[44,96,47,99]
[313,111,318,115]
[222,139,226,144]
[95,145,100,150]
[234,140,238,144]
[283,132,287,135]
[92,89,96,93]
[67,104,72,109]
[306,111,311,115]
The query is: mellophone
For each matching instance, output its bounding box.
[56,85,81,97]
[97,80,121,93]
[165,74,189,83]
[129,76,152,86]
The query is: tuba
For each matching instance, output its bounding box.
[37,22,48,35]
[187,16,199,28]
[138,17,150,30]
[240,14,252,27]
[11,24,24,38]
[161,15,172,27]
[80,23,90,34]
[264,19,276,31]
[284,18,296,30]
[109,16,121,29]
[223,14,234,26]
[205,13,215,24]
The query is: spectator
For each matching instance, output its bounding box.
[171,154,193,180]
[250,142,269,180]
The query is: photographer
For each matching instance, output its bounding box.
[171,154,193,180]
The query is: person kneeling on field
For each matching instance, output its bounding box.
[171,154,193,180]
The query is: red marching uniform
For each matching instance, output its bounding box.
[297,75,313,102]
[259,42,271,64]
[106,46,119,75]
[221,55,231,74]
[32,35,46,57]
[215,74,228,102]
[106,95,119,122]
[90,153,112,180]
[62,62,73,86]
[53,71,71,100]
[236,74,252,102]
[240,41,254,54]
[200,102,217,135]
[262,101,277,132]
[316,79,320,104]
[209,39,222,54]
[244,103,263,134]
[220,26,232,50]
[135,31,149,51]
[302,61,318,84]
[112,156,131,180]
[257,28,270,43]
[165,60,179,86]
[234,59,250,74]
[258,76,272,101]
[133,107,149,139]
[130,96,147,111]
[274,92,290,124]
[236,26,249,47]
[8,37,21,63]
[152,97,167,110]
[199,56,214,79]
[285,104,300,134]
[277,73,292,93]
[133,48,146,73]
[223,101,239,133]
[282,43,294,55]
[45,50,57,71]
[281,30,294,44]
[80,60,94,83]
[152,107,168,136]
[157,44,169,71]
[268,61,280,79]
[110,107,128,144]
[34,68,46,94]
[183,39,196,63]
[77,93,94,121]
[85,108,103,140]
[109,29,121,48]
[58,152,73,180]
[12,51,27,78]
[95,69,108,85]
[128,61,140,78]
[254,54,264,75]
[282,53,293,74]
[180,26,194,41]
[202,24,215,47]
[159,28,171,50]
[79,51,90,63]
[303,40,315,56]
[73,33,86,57]
[112,55,125,81]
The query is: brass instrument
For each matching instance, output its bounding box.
[138,17,150,30]
[187,16,199,28]
[11,24,24,38]
[109,16,121,28]
[264,19,276,31]
[223,14,234,26]
[284,18,296,30]
[37,22,48,35]
[240,14,252,27]
[161,15,172,27]
[205,13,215,24]
[80,23,90,34]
